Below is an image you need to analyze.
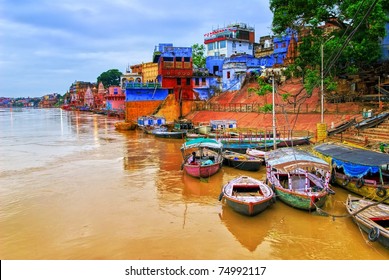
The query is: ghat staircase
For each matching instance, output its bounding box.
[327,112,389,151]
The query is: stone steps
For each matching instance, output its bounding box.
[327,114,389,147]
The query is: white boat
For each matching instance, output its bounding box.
[246,148,267,159]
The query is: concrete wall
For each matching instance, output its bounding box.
[125,100,162,122]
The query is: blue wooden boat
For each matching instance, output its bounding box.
[313,143,389,204]
[265,147,334,211]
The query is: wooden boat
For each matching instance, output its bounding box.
[114,121,137,130]
[173,119,194,132]
[354,111,389,130]
[153,129,186,139]
[246,148,268,159]
[194,122,212,135]
[221,141,275,154]
[265,147,334,211]
[180,138,223,178]
[327,118,356,136]
[222,150,264,171]
[346,195,389,248]
[219,175,274,216]
[218,136,310,152]
[313,143,389,204]
[276,136,312,147]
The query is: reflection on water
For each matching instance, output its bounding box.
[0,108,388,260]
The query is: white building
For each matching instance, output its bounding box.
[204,23,255,58]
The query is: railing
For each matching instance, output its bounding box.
[125,82,162,89]
[191,102,314,114]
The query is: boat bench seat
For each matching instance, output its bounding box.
[233,184,260,188]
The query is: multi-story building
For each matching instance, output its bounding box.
[142,62,158,83]
[68,81,95,107]
[84,86,94,107]
[204,23,255,77]
[155,43,194,100]
[120,66,142,88]
[106,86,125,111]
[204,22,255,57]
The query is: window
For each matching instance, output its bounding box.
[227,71,230,79]
[177,78,181,85]
[186,78,190,85]
[220,41,226,48]
[195,78,199,86]
[184,57,190,62]
[176,57,182,62]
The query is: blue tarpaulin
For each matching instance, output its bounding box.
[333,158,380,178]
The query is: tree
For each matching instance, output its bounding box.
[192,43,206,68]
[97,69,122,88]
[270,0,388,76]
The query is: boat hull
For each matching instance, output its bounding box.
[196,125,212,135]
[274,186,328,210]
[223,158,262,171]
[332,174,389,204]
[184,162,222,178]
[224,197,273,216]
[346,195,389,248]
[221,175,274,216]
[154,131,185,139]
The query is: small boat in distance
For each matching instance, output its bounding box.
[346,195,389,248]
[153,129,186,139]
[265,147,334,211]
[180,138,224,179]
[219,175,274,216]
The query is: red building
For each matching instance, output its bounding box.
[154,44,194,101]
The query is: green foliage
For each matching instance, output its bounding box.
[259,104,273,113]
[281,93,290,101]
[270,0,388,75]
[249,77,273,96]
[192,44,206,68]
[303,69,319,97]
[97,69,122,88]
[324,77,338,92]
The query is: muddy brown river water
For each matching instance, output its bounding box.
[1,108,388,261]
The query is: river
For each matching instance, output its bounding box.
[0,108,388,261]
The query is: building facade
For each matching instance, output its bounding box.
[204,23,255,58]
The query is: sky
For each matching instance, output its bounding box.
[0,0,274,98]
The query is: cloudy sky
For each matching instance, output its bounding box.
[0,0,273,98]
